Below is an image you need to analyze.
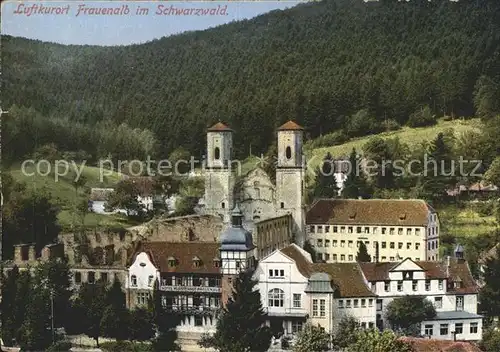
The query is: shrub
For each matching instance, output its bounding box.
[100,341,152,352]
[407,105,437,127]
[384,119,401,131]
[307,130,350,149]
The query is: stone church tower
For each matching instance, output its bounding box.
[275,121,306,246]
[204,122,234,223]
[203,120,306,244]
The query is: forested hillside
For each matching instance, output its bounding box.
[3,0,500,162]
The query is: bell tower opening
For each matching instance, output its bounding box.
[214,147,220,160]
[285,146,292,160]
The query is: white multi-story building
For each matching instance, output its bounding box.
[254,244,482,341]
[306,199,440,262]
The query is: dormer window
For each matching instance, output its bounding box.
[213,258,221,268]
[454,278,462,289]
[168,256,176,267]
[148,275,154,287]
[349,212,356,220]
[399,213,407,220]
[131,275,137,287]
[193,256,201,268]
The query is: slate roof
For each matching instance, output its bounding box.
[207,122,233,132]
[306,199,433,226]
[277,120,304,131]
[359,259,478,294]
[131,241,221,274]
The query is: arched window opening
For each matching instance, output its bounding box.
[285,146,292,160]
[131,275,137,287]
[268,288,284,307]
[214,147,220,160]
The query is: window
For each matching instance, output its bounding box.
[325,226,330,233]
[101,272,108,283]
[416,243,420,250]
[398,228,403,235]
[382,242,387,249]
[74,272,82,284]
[136,292,149,305]
[339,300,344,308]
[407,228,412,235]
[341,241,345,247]
[333,226,338,233]
[333,240,338,247]
[361,299,366,307]
[470,322,478,334]
[416,229,421,235]
[348,240,353,248]
[434,297,442,309]
[317,226,323,234]
[384,281,390,292]
[381,256,387,261]
[268,288,284,307]
[88,271,95,284]
[325,254,330,261]
[317,239,323,247]
[398,242,403,249]
[269,269,285,278]
[424,324,433,336]
[313,299,319,317]
[285,146,292,159]
[320,299,326,317]
[280,202,284,209]
[382,227,387,235]
[195,316,203,326]
[354,299,359,308]
[376,299,382,310]
[148,275,154,287]
[348,255,353,261]
[368,299,373,307]
[341,255,345,261]
[390,228,395,235]
[390,242,395,249]
[214,147,220,160]
[390,257,395,261]
[340,226,345,233]
[333,254,337,261]
[456,296,464,311]
[348,227,353,233]
[325,239,330,247]
[292,321,303,334]
[310,226,315,233]
[438,280,444,290]
[373,227,378,234]
[412,280,418,291]
[317,253,323,261]
[168,258,176,267]
[455,323,463,334]
[440,324,448,335]
[357,227,362,233]
[407,243,411,250]
[346,300,352,308]
[293,294,301,308]
[425,280,431,291]
[397,281,403,291]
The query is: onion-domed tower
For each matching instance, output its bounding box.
[220,204,255,304]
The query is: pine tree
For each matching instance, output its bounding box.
[356,242,371,262]
[199,269,272,352]
[151,280,181,351]
[479,245,500,319]
[313,152,339,199]
[341,148,370,199]
[101,278,129,341]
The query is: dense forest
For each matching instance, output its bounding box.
[3,0,500,163]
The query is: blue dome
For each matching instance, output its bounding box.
[220,205,254,251]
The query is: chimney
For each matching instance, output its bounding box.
[28,244,36,261]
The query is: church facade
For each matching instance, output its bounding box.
[202,120,307,247]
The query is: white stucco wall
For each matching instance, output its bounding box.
[126,252,159,290]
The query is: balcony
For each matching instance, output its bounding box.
[164,305,221,315]
[160,285,222,293]
[263,307,308,318]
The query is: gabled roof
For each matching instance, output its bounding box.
[400,337,482,352]
[89,188,114,201]
[130,241,221,274]
[306,199,433,226]
[277,245,375,297]
[207,122,233,132]
[359,258,478,294]
[277,120,304,131]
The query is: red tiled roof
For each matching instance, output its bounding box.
[306,199,433,226]
[279,245,374,297]
[132,242,221,274]
[359,258,478,294]
[399,337,482,352]
[128,176,155,196]
[207,122,233,132]
[277,120,304,131]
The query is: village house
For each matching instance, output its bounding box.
[306,198,440,263]
[254,243,482,342]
